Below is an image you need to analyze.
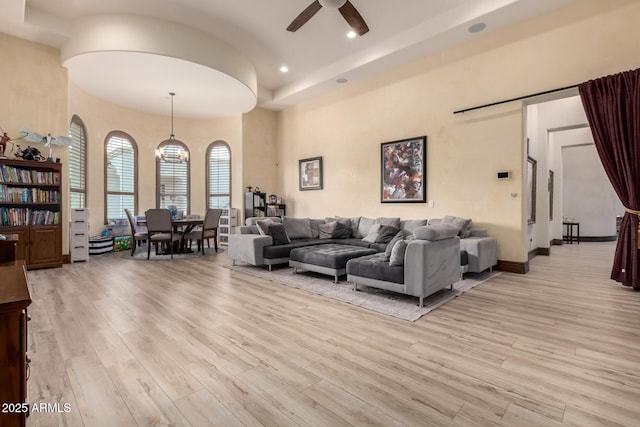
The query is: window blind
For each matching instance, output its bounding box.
[106,134,136,220]
[69,116,87,208]
[207,143,231,209]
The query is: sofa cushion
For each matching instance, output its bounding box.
[389,240,407,266]
[442,215,473,238]
[268,224,290,245]
[369,243,389,253]
[375,225,401,244]
[376,217,401,229]
[400,219,428,237]
[283,217,313,239]
[309,219,325,238]
[413,224,459,241]
[256,218,281,235]
[356,217,375,238]
[346,253,404,284]
[318,221,337,239]
[362,224,382,243]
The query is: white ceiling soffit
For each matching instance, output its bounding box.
[61,15,257,118]
[0,0,573,117]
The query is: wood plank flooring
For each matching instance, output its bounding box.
[22,242,640,426]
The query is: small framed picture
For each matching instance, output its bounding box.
[381,136,426,203]
[299,156,323,191]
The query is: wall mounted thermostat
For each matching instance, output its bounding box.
[497,171,511,180]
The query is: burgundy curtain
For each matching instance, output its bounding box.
[579,68,640,288]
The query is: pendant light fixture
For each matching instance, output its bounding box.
[155,92,189,163]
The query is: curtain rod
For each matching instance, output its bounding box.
[453,84,579,115]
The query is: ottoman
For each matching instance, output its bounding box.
[289,244,378,283]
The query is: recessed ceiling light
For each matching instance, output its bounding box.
[280,66,289,73]
[468,23,486,33]
[336,78,348,84]
[347,31,357,39]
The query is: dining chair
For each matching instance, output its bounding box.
[124,208,148,256]
[183,208,223,255]
[145,208,181,259]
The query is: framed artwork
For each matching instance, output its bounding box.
[299,156,323,191]
[381,136,426,203]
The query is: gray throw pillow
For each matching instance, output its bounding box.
[375,225,400,244]
[332,222,352,239]
[389,240,407,266]
[256,218,280,235]
[283,217,312,239]
[413,224,459,241]
[325,217,353,237]
[362,223,382,243]
[338,216,360,237]
[384,231,404,260]
[356,217,375,238]
[268,224,290,245]
[442,215,473,238]
[318,221,337,239]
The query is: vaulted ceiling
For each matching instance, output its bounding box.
[0,0,572,117]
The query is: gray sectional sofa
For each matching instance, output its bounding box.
[227,215,497,306]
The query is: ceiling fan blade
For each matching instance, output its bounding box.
[287,0,323,32]
[339,0,369,36]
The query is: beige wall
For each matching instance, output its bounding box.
[69,83,244,236]
[276,0,640,264]
[0,32,69,252]
[242,107,278,221]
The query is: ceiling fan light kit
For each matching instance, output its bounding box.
[287,0,369,36]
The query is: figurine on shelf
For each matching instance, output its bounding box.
[0,131,9,159]
[20,127,72,162]
[253,186,260,193]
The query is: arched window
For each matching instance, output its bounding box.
[104,131,137,221]
[69,115,87,208]
[206,141,231,209]
[156,140,190,215]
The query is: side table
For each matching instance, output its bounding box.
[563,221,580,244]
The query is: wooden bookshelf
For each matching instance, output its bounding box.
[0,159,62,269]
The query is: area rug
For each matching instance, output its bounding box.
[227,263,500,321]
[121,246,224,261]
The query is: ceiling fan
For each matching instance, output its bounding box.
[287,0,369,36]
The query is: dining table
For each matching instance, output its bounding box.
[136,216,204,254]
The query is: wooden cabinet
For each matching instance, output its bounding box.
[244,191,266,220]
[0,159,62,269]
[0,260,31,427]
[0,234,18,263]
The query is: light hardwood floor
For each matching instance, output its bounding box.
[23,242,640,426]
